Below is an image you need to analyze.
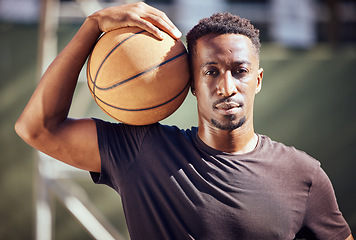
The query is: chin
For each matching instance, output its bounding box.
[211,116,246,131]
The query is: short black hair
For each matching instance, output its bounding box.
[186,12,261,58]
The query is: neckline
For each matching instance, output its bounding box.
[191,127,262,157]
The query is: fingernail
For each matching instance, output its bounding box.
[174,29,182,38]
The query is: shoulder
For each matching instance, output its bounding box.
[258,134,321,178]
[93,118,193,143]
[259,135,319,163]
[143,123,197,146]
[93,118,154,139]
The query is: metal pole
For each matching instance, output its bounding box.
[35,155,54,240]
[35,1,129,239]
[36,0,59,239]
[37,0,59,78]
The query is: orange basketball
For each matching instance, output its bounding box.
[87,27,190,125]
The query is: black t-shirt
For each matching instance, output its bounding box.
[91,119,351,240]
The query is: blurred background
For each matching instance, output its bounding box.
[1,0,355,239]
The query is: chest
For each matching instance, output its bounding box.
[122,151,308,239]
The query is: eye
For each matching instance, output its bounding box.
[233,68,248,77]
[204,69,219,76]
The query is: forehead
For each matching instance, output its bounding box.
[194,33,257,64]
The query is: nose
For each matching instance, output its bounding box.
[216,71,238,97]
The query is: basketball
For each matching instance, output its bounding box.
[87,26,190,125]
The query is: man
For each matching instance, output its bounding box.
[15,2,353,240]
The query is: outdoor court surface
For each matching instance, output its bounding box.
[1,23,355,239]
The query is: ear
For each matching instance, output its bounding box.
[255,68,263,94]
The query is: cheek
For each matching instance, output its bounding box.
[193,74,208,95]
[195,74,218,96]
[196,89,213,114]
[244,73,260,95]
[244,88,257,114]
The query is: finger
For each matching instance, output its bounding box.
[124,15,165,40]
[141,4,182,39]
[143,13,182,39]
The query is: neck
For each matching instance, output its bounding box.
[197,121,258,154]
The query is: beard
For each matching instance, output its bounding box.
[211,115,246,131]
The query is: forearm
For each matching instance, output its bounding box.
[15,17,101,141]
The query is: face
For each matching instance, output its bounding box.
[191,33,263,132]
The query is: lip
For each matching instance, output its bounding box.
[215,102,241,109]
[214,101,243,114]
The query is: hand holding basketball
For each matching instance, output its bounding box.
[88,2,182,40]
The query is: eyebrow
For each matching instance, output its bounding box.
[200,61,218,68]
[200,60,251,68]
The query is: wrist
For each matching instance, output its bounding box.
[85,14,102,36]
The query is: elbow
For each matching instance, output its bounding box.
[15,117,30,142]
[15,117,40,146]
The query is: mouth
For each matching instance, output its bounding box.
[215,102,241,109]
[213,99,243,114]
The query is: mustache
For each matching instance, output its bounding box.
[212,97,243,108]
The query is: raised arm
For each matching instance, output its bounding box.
[15,2,181,172]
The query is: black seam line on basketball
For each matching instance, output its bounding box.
[93,80,190,112]
[94,51,187,91]
[87,54,93,88]
[92,30,146,96]
[88,54,100,106]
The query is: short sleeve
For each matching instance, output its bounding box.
[300,165,351,240]
[90,118,151,193]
